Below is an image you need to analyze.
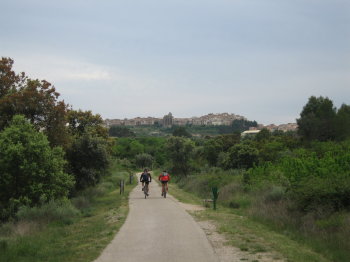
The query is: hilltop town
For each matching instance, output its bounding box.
[105,112,298,132]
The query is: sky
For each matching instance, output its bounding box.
[1,0,349,125]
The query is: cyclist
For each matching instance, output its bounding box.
[140,169,152,195]
[158,170,170,196]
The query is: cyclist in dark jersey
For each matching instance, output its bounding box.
[140,169,152,195]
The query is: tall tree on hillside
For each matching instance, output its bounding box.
[231,119,258,132]
[67,109,108,139]
[335,104,350,141]
[0,57,70,148]
[297,96,337,141]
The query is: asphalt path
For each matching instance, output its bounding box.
[94,175,218,262]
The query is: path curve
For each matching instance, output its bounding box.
[94,175,218,262]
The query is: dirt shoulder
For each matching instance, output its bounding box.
[178,201,285,262]
[170,183,330,262]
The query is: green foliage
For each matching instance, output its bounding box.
[0,58,70,148]
[203,133,241,166]
[137,137,167,165]
[67,133,110,191]
[0,163,134,262]
[109,125,135,137]
[0,115,74,220]
[335,104,350,141]
[112,137,167,166]
[231,119,258,132]
[134,153,153,168]
[16,200,79,225]
[67,109,108,139]
[172,126,192,138]
[166,136,195,176]
[248,140,350,211]
[226,142,259,169]
[297,96,337,141]
[203,139,223,166]
[258,141,286,163]
[113,138,144,159]
[256,128,271,142]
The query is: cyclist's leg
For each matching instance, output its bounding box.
[161,182,165,195]
[146,182,149,195]
[166,182,168,192]
[142,181,144,190]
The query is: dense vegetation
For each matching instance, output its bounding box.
[0,58,112,221]
[1,56,350,261]
[111,96,350,261]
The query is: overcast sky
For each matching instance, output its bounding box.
[1,0,349,124]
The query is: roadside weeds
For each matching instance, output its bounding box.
[169,183,330,262]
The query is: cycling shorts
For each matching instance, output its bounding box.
[161,181,168,184]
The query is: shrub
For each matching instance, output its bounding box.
[265,186,286,202]
[0,115,74,220]
[135,153,153,168]
[68,133,110,190]
[71,196,91,210]
[227,143,259,169]
[16,200,79,225]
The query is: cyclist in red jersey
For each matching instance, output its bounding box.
[158,170,170,196]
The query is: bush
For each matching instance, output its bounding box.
[0,115,74,220]
[248,140,350,211]
[16,200,79,225]
[71,196,91,210]
[68,133,110,190]
[227,143,259,169]
[135,153,153,168]
[265,186,286,202]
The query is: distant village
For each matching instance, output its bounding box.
[104,112,298,132]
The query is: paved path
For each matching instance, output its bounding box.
[94,175,218,262]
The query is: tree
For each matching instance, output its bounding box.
[172,126,192,138]
[227,143,259,169]
[135,153,153,168]
[0,57,26,99]
[218,133,241,151]
[256,128,271,142]
[0,115,74,220]
[67,133,110,191]
[166,136,195,176]
[67,109,108,139]
[203,139,223,166]
[109,125,135,137]
[231,119,258,132]
[335,104,350,141]
[0,57,70,148]
[297,96,337,141]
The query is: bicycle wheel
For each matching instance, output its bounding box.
[144,185,148,199]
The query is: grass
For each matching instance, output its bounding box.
[0,170,137,262]
[168,182,330,262]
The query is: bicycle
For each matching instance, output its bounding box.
[161,183,167,198]
[144,183,149,199]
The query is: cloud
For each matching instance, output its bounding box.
[12,55,112,82]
